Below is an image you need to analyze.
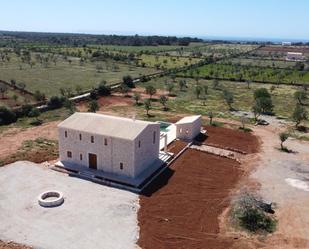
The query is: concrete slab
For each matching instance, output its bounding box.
[0,161,140,249]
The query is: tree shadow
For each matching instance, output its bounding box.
[297,126,309,133]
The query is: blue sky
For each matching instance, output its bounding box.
[1,0,309,40]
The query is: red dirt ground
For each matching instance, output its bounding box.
[200,125,259,154]
[138,147,243,249]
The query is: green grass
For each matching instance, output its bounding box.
[138,54,201,69]
[219,57,308,70]
[136,77,309,121]
[0,53,158,97]
[180,64,309,84]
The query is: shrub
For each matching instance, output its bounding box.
[97,81,111,96]
[47,96,65,109]
[123,75,135,88]
[0,106,17,125]
[239,207,276,233]
[28,108,41,118]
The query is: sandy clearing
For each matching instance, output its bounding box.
[249,124,309,248]
[0,161,140,249]
[0,121,59,161]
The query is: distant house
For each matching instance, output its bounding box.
[286,52,305,61]
[175,115,202,141]
[282,42,292,46]
[57,113,161,185]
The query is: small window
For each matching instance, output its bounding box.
[91,136,94,143]
[138,140,141,148]
[153,131,156,144]
[186,129,189,134]
[80,154,83,160]
[104,138,108,146]
[65,131,68,138]
[120,163,123,170]
[79,134,82,141]
[67,151,72,158]
[179,128,183,133]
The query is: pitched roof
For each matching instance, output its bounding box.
[58,112,158,140]
[176,115,201,125]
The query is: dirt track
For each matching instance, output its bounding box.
[138,147,243,249]
[258,46,309,54]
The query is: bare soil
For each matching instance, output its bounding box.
[138,148,244,249]
[199,125,259,154]
[167,140,188,154]
[0,241,31,249]
[258,46,309,54]
[0,121,59,162]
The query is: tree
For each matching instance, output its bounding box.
[254,88,271,100]
[179,79,187,91]
[17,82,26,93]
[33,90,46,102]
[253,88,273,114]
[145,85,157,99]
[279,132,289,150]
[252,101,262,121]
[166,82,174,96]
[97,81,111,96]
[194,85,203,99]
[88,100,99,113]
[144,98,151,116]
[0,84,8,99]
[28,108,41,118]
[212,79,220,90]
[208,111,214,125]
[132,92,141,105]
[294,90,307,105]
[64,98,76,114]
[47,96,65,109]
[10,79,16,88]
[12,94,18,103]
[123,75,135,88]
[292,104,307,128]
[0,106,17,125]
[120,84,130,96]
[223,89,234,110]
[75,85,83,95]
[159,95,168,111]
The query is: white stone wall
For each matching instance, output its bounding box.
[133,124,160,177]
[58,127,136,178]
[176,117,202,141]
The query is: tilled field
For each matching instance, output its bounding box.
[138,148,243,249]
[201,125,259,154]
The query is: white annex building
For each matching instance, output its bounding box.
[175,115,202,141]
[56,113,202,187]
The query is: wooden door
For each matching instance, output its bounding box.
[88,153,97,170]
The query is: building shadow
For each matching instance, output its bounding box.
[140,167,175,197]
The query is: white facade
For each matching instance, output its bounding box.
[282,42,292,46]
[286,52,305,61]
[58,113,160,181]
[175,115,202,141]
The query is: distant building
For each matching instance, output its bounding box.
[286,52,305,61]
[282,42,292,46]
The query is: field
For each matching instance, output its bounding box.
[134,77,308,120]
[219,57,309,70]
[0,52,159,97]
[180,63,309,84]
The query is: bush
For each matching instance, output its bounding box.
[97,81,111,96]
[0,106,17,125]
[123,75,135,88]
[28,108,41,118]
[239,207,276,233]
[47,96,65,109]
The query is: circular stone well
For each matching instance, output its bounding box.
[38,191,64,207]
